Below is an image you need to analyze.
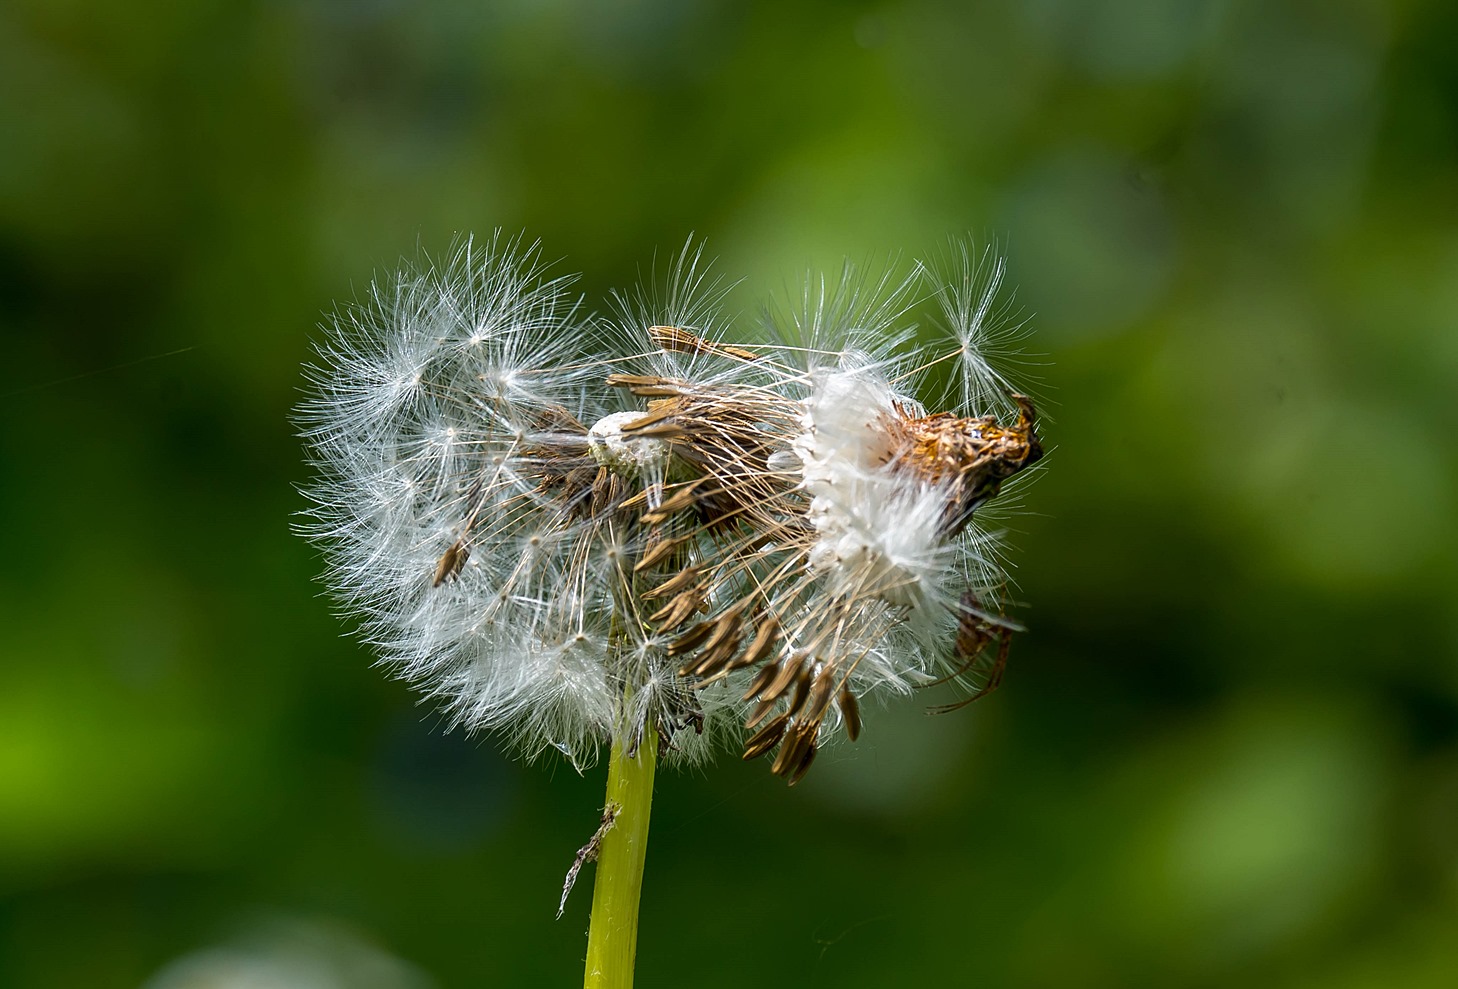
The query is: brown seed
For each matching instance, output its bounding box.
[760,654,805,704]
[589,466,620,515]
[838,685,862,742]
[682,629,744,678]
[803,669,837,722]
[786,665,812,717]
[668,620,716,656]
[646,325,704,353]
[634,533,692,572]
[432,540,469,587]
[643,567,701,600]
[744,695,779,730]
[742,712,790,760]
[604,374,687,398]
[532,403,587,433]
[742,661,781,701]
[771,722,814,778]
[736,618,779,670]
[724,649,764,674]
[698,608,746,656]
[639,480,706,524]
[785,742,818,786]
[604,373,666,389]
[619,405,679,433]
[648,325,761,362]
[649,591,703,630]
[613,423,686,445]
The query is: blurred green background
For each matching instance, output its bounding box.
[3,1,1456,986]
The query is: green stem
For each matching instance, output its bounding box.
[583,728,657,989]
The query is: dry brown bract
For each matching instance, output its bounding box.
[894,394,1043,537]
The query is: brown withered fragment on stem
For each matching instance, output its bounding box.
[558,802,617,919]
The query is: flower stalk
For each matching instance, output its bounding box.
[583,723,657,989]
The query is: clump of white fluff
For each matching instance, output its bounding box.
[797,366,955,611]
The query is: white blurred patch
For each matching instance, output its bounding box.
[144,916,435,989]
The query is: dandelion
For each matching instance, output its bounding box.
[297,234,1044,988]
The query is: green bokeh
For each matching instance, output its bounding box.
[3,1,1455,986]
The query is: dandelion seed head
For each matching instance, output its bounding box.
[299,232,1045,781]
